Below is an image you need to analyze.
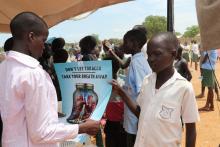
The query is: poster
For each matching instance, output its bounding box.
[54,61,112,143]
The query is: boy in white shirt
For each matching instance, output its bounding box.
[111,32,200,147]
[0,12,100,147]
[191,40,200,70]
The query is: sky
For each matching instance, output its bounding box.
[0,0,198,46]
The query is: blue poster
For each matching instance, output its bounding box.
[54,61,112,144]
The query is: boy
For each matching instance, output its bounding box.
[0,12,100,147]
[51,39,69,117]
[120,29,152,147]
[103,46,126,147]
[79,35,98,61]
[198,49,218,111]
[77,35,104,147]
[174,46,192,81]
[132,25,148,59]
[111,32,199,147]
[191,40,200,70]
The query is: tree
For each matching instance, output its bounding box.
[142,15,167,38]
[183,25,199,38]
[108,38,122,46]
[0,47,3,53]
[91,34,100,43]
[175,32,181,36]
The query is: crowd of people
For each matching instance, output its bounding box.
[180,41,220,105]
[0,11,219,147]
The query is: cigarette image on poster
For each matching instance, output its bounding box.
[67,83,98,124]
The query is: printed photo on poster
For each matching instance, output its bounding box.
[67,83,98,124]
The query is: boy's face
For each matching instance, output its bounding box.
[28,28,48,59]
[147,40,175,73]
[122,38,134,54]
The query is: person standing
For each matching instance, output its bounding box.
[121,29,152,147]
[198,49,218,111]
[191,40,200,70]
[182,42,190,64]
[132,25,148,60]
[79,35,104,147]
[0,12,100,147]
[80,35,98,61]
[111,32,199,147]
[50,38,69,117]
[0,37,13,147]
[174,46,192,81]
[103,48,127,147]
[196,50,220,100]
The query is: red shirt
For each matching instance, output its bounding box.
[106,101,124,121]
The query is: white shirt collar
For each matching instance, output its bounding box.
[165,69,185,84]
[151,69,186,90]
[7,51,40,68]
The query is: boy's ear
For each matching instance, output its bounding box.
[28,32,35,41]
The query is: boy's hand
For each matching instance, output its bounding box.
[78,119,100,136]
[104,41,112,50]
[110,80,140,117]
[110,79,124,95]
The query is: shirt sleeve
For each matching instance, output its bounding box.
[23,69,79,144]
[136,81,145,108]
[131,63,147,95]
[181,83,200,123]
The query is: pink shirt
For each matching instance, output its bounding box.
[0,51,79,147]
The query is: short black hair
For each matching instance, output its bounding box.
[103,46,122,79]
[52,38,65,52]
[79,36,97,55]
[53,49,68,63]
[4,37,13,52]
[10,12,48,39]
[132,25,147,36]
[148,32,179,52]
[123,29,147,49]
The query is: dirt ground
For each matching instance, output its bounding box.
[181,60,220,147]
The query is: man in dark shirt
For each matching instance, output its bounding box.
[174,46,192,81]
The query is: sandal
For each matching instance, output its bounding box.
[198,106,210,111]
[196,94,204,99]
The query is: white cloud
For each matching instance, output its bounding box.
[174,0,198,33]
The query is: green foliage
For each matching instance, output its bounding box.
[175,32,181,36]
[108,38,122,46]
[142,15,167,38]
[0,47,3,53]
[91,34,100,42]
[183,25,199,38]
